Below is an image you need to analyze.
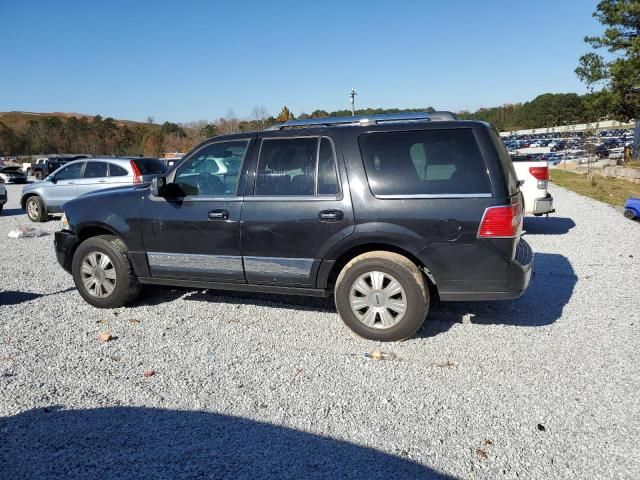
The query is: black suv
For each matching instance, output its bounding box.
[55,112,533,341]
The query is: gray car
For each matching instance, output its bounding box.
[21,157,166,222]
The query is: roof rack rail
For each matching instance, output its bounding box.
[266,111,452,130]
[429,111,458,121]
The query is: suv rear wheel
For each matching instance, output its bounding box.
[26,196,47,222]
[71,235,141,308]
[335,251,429,341]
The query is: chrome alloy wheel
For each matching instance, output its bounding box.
[349,271,407,329]
[27,199,39,219]
[81,252,117,298]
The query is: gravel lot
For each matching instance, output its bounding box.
[0,182,639,479]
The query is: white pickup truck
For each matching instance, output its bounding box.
[512,155,555,216]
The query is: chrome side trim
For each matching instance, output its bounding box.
[243,195,339,202]
[375,193,492,199]
[182,196,244,202]
[244,256,314,279]
[147,252,243,274]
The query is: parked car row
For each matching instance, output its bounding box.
[503,128,634,160]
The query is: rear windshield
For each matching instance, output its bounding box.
[358,129,491,196]
[132,158,166,175]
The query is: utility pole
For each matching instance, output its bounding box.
[349,88,357,116]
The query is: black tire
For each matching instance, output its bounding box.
[335,251,429,341]
[26,168,31,176]
[25,196,47,222]
[0,204,3,214]
[71,235,141,308]
[624,209,636,220]
[34,171,43,180]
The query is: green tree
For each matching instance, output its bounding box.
[276,106,295,122]
[200,123,218,138]
[576,0,640,156]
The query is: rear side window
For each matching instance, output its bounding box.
[256,138,318,196]
[359,129,492,197]
[489,129,519,196]
[132,158,166,175]
[109,164,128,177]
[255,137,339,196]
[83,162,108,178]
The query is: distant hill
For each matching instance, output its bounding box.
[0,111,152,131]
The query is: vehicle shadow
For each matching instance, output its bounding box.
[524,216,575,235]
[183,289,336,313]
[135,253,575,339]
[0,208,26,217]
[0,406,450,480]
[422,253,576,336]
[0,288,76,306]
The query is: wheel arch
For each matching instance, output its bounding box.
[321,242,438,295]
[21,192,41,210]
[76,223,121,243]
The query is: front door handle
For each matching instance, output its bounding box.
[319,209,343,222]
[208,209,229,220]
[98,179,108,183]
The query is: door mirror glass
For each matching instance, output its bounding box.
[151,176,166,197]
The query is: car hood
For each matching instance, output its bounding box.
[20,181,46,196]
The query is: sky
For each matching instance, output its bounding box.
[0,0,603,123]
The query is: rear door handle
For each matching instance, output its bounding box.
[319,209,343,222]
[208,209,229,220]
[98,180,108,183]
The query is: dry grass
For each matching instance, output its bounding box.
[550,169,640,207]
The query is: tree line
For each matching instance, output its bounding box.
[0,90,630,157]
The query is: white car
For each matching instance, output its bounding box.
[511,155,554,216]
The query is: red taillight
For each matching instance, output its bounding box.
[0,177,4,183]
[529,166,549,180]
[130,160,142,184]
[478,203,523,238]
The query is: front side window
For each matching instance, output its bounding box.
[175,140,249,196]
[55,162,83,181]
[83,161,108,178]
[359,129,492,196]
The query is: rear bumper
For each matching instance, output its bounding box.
[533,193,554,215]
[54,230,79,273]
[0,191,6,204]
[437,239,534,301]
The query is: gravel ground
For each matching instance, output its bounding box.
[0,182,639,479]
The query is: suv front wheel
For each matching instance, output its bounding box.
[26,196,47,222]
[71,235,141,308]
[335,251,429,341]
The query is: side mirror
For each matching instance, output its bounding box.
[150,176,166,197]
[49,176,57,184]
